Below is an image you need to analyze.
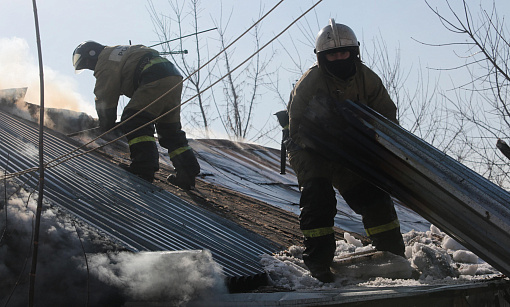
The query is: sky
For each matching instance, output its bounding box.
[1,0,509,149]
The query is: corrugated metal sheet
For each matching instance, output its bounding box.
[185,139,431,235]
[0,108,278,288]
[299,95,510,277]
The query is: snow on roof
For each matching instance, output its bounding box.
[0,95,507,306]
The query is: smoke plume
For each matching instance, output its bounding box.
[0,37,94,115]
[0,172,227,306]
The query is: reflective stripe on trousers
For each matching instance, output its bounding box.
[128,135,156,146]
[365,219,400,237]
[169,146,192,159]
[302,227,335,238]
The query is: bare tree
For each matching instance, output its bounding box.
[147,0,212,135]
[360,32,475,161]
[422,0,510,187]
[259,16,322,147]
[208,5,276,142]
[148,0,281,144]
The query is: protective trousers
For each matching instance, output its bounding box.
[299,177,405,274]
[299,178,337,274]
[120,76,200,184]
[342,184,406,257]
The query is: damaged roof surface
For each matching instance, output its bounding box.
[1,91,509,306]
[170,139,431,236]
[0,108,279,284]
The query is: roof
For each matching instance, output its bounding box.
[0,105,279,291]
[2,89,507,306]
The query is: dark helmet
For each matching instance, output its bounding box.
[72,41,105,72]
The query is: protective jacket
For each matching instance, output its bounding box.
[288,61,397,151]
[93,45,181,129]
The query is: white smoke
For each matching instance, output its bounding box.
[87,250,228,304]
[0,172,227,306]
[0,172,122,306]
[0,37,94,116]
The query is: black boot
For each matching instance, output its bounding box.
[310,268,335,283]
[156,126,200,190]
[119,163,155,183]
[124,141,159,183]
[302,233,336,283]
[167,174,194,190]
[168,149,200,190]
[370,227,406,258]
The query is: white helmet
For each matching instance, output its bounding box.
[315,19,359,54]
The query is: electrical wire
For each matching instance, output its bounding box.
[5,0,324,182]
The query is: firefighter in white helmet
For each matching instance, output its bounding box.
[286,19,405,282]
[72,41,200,189]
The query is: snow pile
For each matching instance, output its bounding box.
[0,172,227,306]
[261,226,501,290]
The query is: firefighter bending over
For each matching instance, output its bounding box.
[72,41,200,190]
[286,19,406,282]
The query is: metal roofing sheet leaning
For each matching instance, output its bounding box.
[0,109,278,285]
[187,139,431,235]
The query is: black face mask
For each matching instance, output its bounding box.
[324,58,357,80]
